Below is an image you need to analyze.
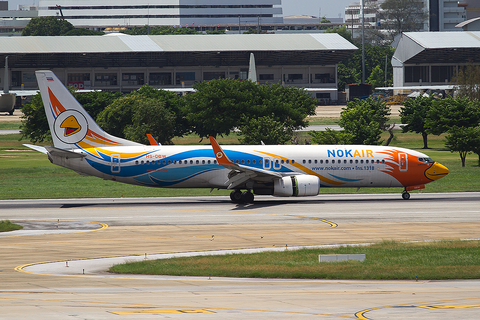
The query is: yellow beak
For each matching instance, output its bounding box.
[425,162,449,181]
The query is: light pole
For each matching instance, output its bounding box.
[362,0,365,84]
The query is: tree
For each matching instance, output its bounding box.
[445,126,477,167]
[367,65,385,89]
[20,93,50,143]
[308,128,354,145]
[185,79,316,139]
[123,99,176,145]
[338,97,390,145]
[135,85,190,138]
[452,63,480,101]
[96,95,177,145]
[185,79,260,138]
[96,95,139,138]
[238,115,292,145]
[400,95,434,149]
[75,91,123,121]
[22,16,74,36]
[379,0,428,40]
[425,96,480,136]
[470,127,480,166]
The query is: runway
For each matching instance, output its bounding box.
[1,193,480,319]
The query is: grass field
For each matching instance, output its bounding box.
[0,220,23,232]
[0,121,21,130]
[109,240,480,280]
[0,129,479,200]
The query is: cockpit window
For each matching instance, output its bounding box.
[418,157,434,163]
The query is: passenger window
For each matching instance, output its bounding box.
[168,160,172,164]
[320,160,323,164]
[344,160,347,164]
[325,160,329,164]
[350,160,353,164]
[163,160,166,165]
[308,160,311,164]
[355,160,358,164]
[235,160,239,164]
[141,160,144,164]
[259,160,262,164]
[202,160,205,164]
[190,160,193,164]
[253,160,256,164]
[286,160,289,164]
[247,160,251,164]
[135,160,139,165]
[214,160,217,164]
[303,160,306,164]
[281,160,284,164]
[207,160,211,164]
[292,160,295,164]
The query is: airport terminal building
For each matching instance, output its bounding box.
[0,33,357,103]
[38,0,283,28]
[392,31,480,88]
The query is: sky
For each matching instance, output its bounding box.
[281,0,352,19]
[8,0,352,19]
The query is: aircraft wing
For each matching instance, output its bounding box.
[209,136,282,189]
[10,89,99,97]
[10,90,40,97]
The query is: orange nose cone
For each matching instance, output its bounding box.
[425,162,449,181]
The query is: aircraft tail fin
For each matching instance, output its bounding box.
[35,70,142,150]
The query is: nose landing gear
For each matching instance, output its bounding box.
[402,189,410,200]
[230,190,254,204]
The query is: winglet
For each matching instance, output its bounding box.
[146,134,160,146]
[209,136,234,166]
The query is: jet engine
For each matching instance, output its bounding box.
[273,175,320,197]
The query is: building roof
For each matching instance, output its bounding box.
[0,33,357,69]
[394,31,480,65]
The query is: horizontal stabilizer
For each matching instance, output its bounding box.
[45,146,86,158]
[23,144,48,154]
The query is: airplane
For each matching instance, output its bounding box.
[24,70,449,203]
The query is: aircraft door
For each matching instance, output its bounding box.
[398,153,408,172]
[111,154,121,173]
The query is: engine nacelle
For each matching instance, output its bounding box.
[273,175,320,197]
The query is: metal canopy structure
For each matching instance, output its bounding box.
[394,31,480,65]
[0,34,357,69]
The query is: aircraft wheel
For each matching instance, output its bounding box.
[230,190,243,203]
[402,191,410,200]
[9,109,14,115]
[241,191,254,204]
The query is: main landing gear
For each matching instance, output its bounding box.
[402,188,411,200]
[230,190,254,204]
